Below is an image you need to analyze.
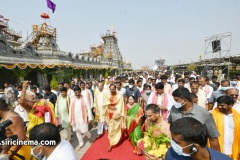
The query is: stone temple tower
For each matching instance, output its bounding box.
[101,30,123,67]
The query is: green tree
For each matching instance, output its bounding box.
[104,69,109,78]
[186,63,197,71]
[10,67,33,83]
[171,65,176,70]
[50,75,59,90]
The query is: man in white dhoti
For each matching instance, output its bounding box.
[69,86,93,150]
[55,87,71,141]
[93,82,108,139]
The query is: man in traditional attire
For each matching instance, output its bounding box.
[147,82,173,121]
[55,87,71,141]
[69,86,93,150]
[64,82,75,99]
[80,81,93,109]
[198,76,213,104]
[4,83,15,108]
[190,81,207,109]
[103,84,125,152]
[93,82,108,138]
[19,81,56,138]
[211,96,240,159]
[160,75,172,95]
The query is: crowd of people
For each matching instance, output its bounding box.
[0,70,239,160]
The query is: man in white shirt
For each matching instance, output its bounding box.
[69,87,93,150]
[29,123,77,160]
[4,83,15,105]
[198,76,213,100]
[116,82,126,97]
[226,88,240,113]
[80,82,93,109]
[160,75,172,95]
[211,96,240,159]
[172,76,182,92]
[64,82,75,99]
[190,81,207,109]
[136,80,143,92]
[93,82,108,138]
[147,82,173,121]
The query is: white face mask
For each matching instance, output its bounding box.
[231,81,237,85]
[171,140,192,157]
[221,86,229,91]
[129,85,133,88]
[31,145,43,159]
[174,100,184,109]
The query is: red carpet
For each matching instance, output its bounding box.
[81,133,146,160]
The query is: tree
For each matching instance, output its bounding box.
[171,65,176,70]
[104,69,109,78]
[10,67,33,83]
[186,63,197,71]
[50,75,58,90]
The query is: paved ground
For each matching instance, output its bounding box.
[67,123,98,160]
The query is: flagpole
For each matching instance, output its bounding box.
[47,9,51,26]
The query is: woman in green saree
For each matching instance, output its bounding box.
[125,95,144,154]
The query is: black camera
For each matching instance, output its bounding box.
[0,119,17,141]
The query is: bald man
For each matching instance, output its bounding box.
[19,81,56,137]
[226,88,240,113]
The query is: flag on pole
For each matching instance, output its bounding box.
[46,0,56,13]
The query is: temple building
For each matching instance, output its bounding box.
[0,17,132,88]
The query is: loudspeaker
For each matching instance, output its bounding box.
[212,40,221,52]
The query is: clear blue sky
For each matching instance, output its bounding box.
[1,0,240,69]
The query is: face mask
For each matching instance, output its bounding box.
[231,81,237,85]
[129,85,133,88]
[125,83,129,87]
[171,140,191,157]
[173,100,183,109]
[0,94,4,98]
[31,145,43,159]
[221,87,229,91]
[146,90,151,94]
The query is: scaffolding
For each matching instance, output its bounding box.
[24,23,58,50]
[204,32,231,64]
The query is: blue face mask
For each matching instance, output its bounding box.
[231,81,237,85]
[145,90,151,94]
[221,86,229,91]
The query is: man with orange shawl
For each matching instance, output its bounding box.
[69,86,93,150]
[103,84,125,151]
[147,82,173,121]
[211,95,240,159]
